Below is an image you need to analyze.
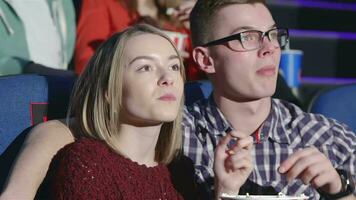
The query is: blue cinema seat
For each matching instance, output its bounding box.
[0,75,49,155]
[0,74,75,192]
[309,83,356,132]
[0,74,48,191]
[184,80,213,105]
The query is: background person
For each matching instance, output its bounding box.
[74,0,205,80]
[0,0,75,76]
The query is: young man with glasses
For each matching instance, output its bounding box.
[184,0,356,199]
[0,0,355,200]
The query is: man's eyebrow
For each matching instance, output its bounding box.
[129,54,179,65]
[269,23,277,29]
[230,26,256,34]
[230,23,278,34]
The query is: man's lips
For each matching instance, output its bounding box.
[158,94,177,101]
[256,66,276,76]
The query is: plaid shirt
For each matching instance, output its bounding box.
[182,96,356,199]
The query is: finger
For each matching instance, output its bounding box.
[310,171,335,189]
[226,156,252,172]
[311,168,341,194]
[224,157,233,173]
[229,149,252,163]
[216,134,233,156]
[225,149,252,173]
[230,148,250,159]
[229,129,251,138]
[230,136,253,153]
[298,162,322,185]
[215,136,233,173]
[224,129,238,149]
[218,134,232,147]
[225,129,249,145]
[215,135,233,174]
[279,147,318,173]
[238,136,253,149]
[284,150,321,181]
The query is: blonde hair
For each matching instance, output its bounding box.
[190,0,267,47]
[67,24,185,164]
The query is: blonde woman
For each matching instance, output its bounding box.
[0,23,249,200]
[39,24,186,199]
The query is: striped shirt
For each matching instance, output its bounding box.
[182,96,356,199]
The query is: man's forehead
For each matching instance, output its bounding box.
[211,3,275,35]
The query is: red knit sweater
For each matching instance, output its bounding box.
[46,137,183,199]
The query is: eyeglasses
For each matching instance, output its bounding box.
[203,28,289,51]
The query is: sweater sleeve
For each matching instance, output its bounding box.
[48,139,122,199]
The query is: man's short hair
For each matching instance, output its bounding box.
[189,0,267,47]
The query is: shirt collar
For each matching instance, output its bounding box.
[205,95,232,135]
[205,96,291,144]
[260,99,291,144]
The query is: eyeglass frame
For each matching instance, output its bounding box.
[202,27,289,51]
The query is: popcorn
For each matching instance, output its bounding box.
[166,8,177,15]
[220,192,308,199]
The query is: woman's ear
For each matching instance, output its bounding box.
[192,47,215,74]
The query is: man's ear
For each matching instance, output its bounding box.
[192,47,215,74]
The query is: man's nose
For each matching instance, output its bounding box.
[258,36,277,56]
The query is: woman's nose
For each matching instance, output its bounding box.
[158,71,174,86]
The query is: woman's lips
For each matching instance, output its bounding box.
[158,94,177,101]
[256,66,276,76]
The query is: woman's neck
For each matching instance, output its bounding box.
[111,123,162,167]
[137,0,158,19]
[214,93,272,136]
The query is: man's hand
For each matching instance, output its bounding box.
[279,146,342,194]
[214,130,253,198]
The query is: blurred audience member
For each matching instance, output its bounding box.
[0,0,76,76]
[75,0,205,80]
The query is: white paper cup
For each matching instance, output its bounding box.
[163,30,188,51]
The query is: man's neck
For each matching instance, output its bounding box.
[214,93,272,137]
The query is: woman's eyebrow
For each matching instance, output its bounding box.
[129,54,179,65]
[129,55,155,65]
[168,55,180,60]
